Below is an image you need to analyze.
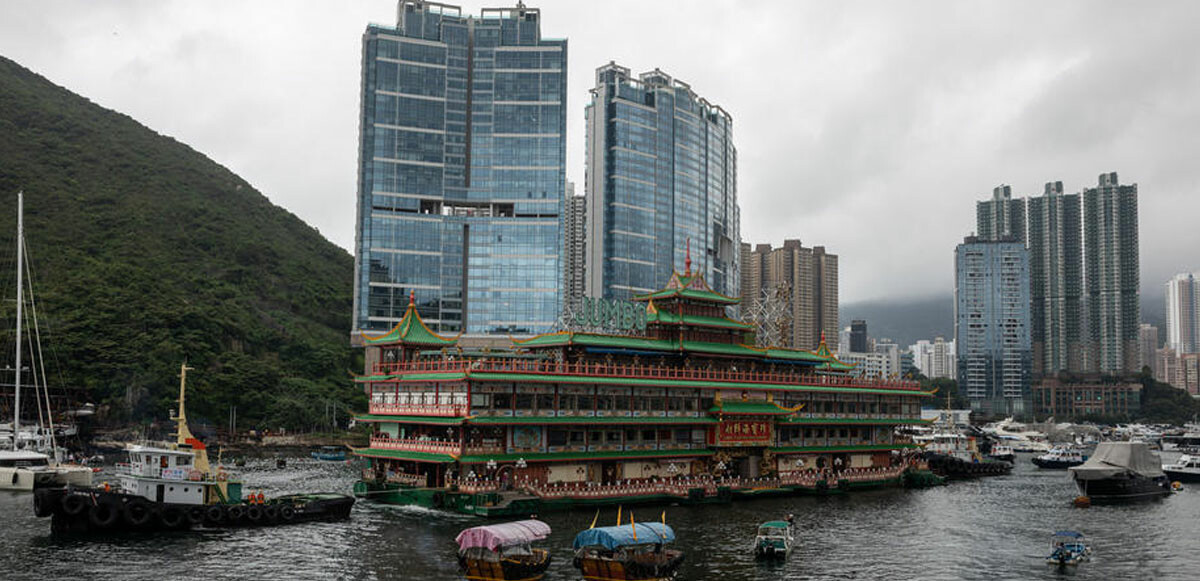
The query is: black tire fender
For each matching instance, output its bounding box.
[88,500,120,528]
[205,505,225,525]
[279,505,296,522]
[263,505,280,522]
[160,506,186,529]
[226,504,245,523]
[61,494,88,517]
[124,499,154,527]
[245,505,263,524]
[187,506,206,525]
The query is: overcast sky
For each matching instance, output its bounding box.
[2,1,1197,304]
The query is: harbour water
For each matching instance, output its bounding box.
[3,453,1197,580]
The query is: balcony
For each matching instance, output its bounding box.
[368,402,469,417]
[369,435,461,456]
[371,358,924,392]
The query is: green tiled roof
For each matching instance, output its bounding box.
[646,310,753,330]
[354,414,465,425]
[467,415,718,425]
[352,448,457,463]
[762,348,828,364]
[635,287,740,304]
[514,332,677,351]
[680,340,767,357]
[354,372,468,383]
[362,299,459,346]
[457,448,714,464]
[709,401,800,416]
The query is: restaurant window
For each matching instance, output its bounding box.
[492,392,512,410]
[577,395,594,410]
[606,431,622,444]
[569,431,585,445]
[514,393,534,410]
[547,429,568,447]
[536,394,556,411]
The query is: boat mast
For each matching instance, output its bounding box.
[13,191,23,449]
[176,362,195,445]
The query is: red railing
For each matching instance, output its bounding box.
[372,358,922,391]
[369,435,461,456]
[368,403,469,416]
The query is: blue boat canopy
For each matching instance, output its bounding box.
[759,521,790,529]
[1053,531,1084,538]
[573,523,676,550]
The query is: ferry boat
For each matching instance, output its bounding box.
[350,262,933,515]
[456,519,552,580]
[33,364,354,533]
[1032,447,1087,469]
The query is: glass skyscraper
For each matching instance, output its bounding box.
[583,63,740,301]
[354,1,567,336]
[955,236,1032,416]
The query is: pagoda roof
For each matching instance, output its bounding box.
[633,270,740,305]
[709,400,803,416]
[361,294,459,346]
[513,332,854,369]
[645,303,753,330]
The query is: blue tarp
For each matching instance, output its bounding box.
[573,523,676,550]
[1053,531,1084,538]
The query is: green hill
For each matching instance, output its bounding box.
[0,56,361,432]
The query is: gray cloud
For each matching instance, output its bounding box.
[2,0,1197,303]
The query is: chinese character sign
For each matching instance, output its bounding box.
[717,419,772,445]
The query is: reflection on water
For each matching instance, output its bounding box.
[2,454,1197,580]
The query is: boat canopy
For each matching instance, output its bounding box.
[759,521,790,529]
[1069,441,1164,480]
[456,520,551,552]
[573,523,676,550]
[1053,531,1084,539]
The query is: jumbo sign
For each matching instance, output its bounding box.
[571,296,647,332]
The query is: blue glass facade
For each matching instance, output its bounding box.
[583,64,739,302]
[354,1,567,335]
[954,237,1032,416]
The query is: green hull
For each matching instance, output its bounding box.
[354,476,905,517]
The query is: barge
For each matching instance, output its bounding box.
[352,263,933,516]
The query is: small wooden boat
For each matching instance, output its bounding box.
[753,520,794,559]
[1046,530,1091,568]
[311,446,347,462]
[573,519,684,581]
[456,519,552,581]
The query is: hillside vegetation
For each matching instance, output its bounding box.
[0,56,361,432]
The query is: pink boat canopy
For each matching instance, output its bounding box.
[456,519,551,551]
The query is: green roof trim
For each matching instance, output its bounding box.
[762,348,827,363]
[771,444,920,454]
[709,401,800,416]
[458,448,714,464]
[646,310,753,330]
[514,332,678,352]
[354,372,468,383]
[352,448,457,463]
[681,340,767,357]
[780,417,932,425]
[354,414,465,425]
[362,299,459,346]
[467,415,718,425]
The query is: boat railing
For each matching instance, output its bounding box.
[367,402,469,417]
[371,358,923,392]
[369,435,460,456]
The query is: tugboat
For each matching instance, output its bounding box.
[1069,441,1171,504]
[918,431,1012,479]
[456,519,552,580]
[1163,454,1200,483]
[753,518,795,560]
[573,510,685,581]
[1046,530,1091,569]
[32,364,355,533]
[1032,447,1088,469]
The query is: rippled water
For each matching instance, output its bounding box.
[3,453,1197,580]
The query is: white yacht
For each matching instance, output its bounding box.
[1163,454,1200,483]
[1,450,92,491]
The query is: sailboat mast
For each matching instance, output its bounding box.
[13,191,23,449]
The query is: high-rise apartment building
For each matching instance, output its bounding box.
[1083,172,1140,373]
[584,63,739,301]
[1027,181,1083,375]
[1138,323,1159,376]
[850,320,868,354]
[911,337,956,379]
[563,187,587,318]
[738,240,838,351]
[977,184,1026,243]
[1165,272,1199,355]
[353,1,567,336]
[955,236,1032,416]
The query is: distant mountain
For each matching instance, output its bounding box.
[840,295,954,348]
[843,286,1169,351]
[0,56,360,430]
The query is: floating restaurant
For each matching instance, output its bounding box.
[352,262,934,516]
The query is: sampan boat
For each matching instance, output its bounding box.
[456,519,552,580]
[573,521,684,581]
